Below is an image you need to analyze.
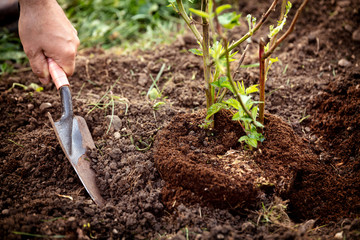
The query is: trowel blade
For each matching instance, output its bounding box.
[48,112,105,207]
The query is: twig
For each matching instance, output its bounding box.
[216,0,279,62]
[262,0,309,59]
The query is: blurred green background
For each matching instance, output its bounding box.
[0,0,197,74]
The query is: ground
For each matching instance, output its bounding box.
[0,0,359,239]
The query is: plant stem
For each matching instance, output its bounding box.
[223,36,257,125]
[201,0,213,110]
[214,0,279,62]
[217,44,249,103]
[175,0,203,43]
[262,0,309,59]
[259,39,266,125]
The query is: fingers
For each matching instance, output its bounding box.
[25,48,51,84]
[55,35,80,77]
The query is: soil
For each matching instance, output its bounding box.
[1,0,360,239]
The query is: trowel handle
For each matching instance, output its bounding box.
[47,58,70,90]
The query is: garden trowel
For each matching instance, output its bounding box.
[46,58,105,207]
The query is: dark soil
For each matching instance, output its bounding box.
[1,0,360,239]
[154,110,317,212]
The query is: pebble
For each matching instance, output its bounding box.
[67,217,76,222]
[113,229,119,234]
[114,132,121,139]
[1,209,9,215]
[344,24,353,32]
[105,115,122,131]
[109,148,122,159]
[39,102,52,111]
[305,127,311,132]
[27,104,34,110]
[137,73,148,87]
[334,231,343,239]
[352,28,360,42]
[338,58,351,67]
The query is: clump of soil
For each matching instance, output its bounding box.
[154,110,318,211]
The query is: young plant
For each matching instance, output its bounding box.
[169,0,308,148]
[169,0,278,148]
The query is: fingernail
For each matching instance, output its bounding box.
[39,78,50,85]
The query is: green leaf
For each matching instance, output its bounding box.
[240,94,252,105]
[224,98,240,110]
[148,88,160,100]
[189,48,203,56]
[232,112,241,121]
[189,8,209,18]
[247,138,258,148]
[215,4,231,15]
[153,101,165,110]
[218,12,241,29]
[206,103,227,120]
[28,83,44,92]
[251,106,258,118]
[245,84,259,94]
[211,76,232,90]
[239,135,258,148]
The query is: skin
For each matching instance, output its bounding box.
[18,0,80,85]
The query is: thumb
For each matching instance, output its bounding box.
[28,50,51,85]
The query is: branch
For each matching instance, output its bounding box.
[176,0,203,44]
[213,0,279,65]
[262,0,309,59]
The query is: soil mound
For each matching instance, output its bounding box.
[154,110,317,211]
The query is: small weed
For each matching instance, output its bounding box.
[256,197,292,228]
[7,139,24,148]
[87,78,130,135]
[12,231,65,239]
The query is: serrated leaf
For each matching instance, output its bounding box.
[190,8,209,18]
[189,48,203,56]
[206,103,227,120]
[245,84,259,94]
[224,98,241,110]
[232,112,241,121]
[211,76,232,90]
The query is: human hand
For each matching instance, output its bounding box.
[18,0,80,85]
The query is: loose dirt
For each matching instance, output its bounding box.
[1,0,359,239]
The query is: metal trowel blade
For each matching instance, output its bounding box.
[48,112,105,207]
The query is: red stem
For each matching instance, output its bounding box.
[259,39,266,125]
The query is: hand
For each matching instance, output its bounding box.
[18,0,80,85]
